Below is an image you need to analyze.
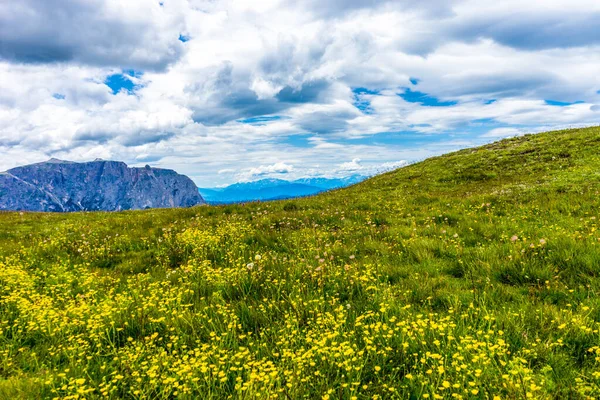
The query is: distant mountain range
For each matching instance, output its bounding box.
[198,175,366,204]
[0,159,205,212]
[0,158,369,211]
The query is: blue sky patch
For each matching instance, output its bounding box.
[237,115,284,124]
[409,77,420,85]
[353,100,372,113]
[471,118,496,124]
[545,99,585,107]
[484,99,497,105]
[178,34,190,42]
[282,134,313,148]
[399,89,458,107]
[352,88,378,114]
[52,93,65,100]
[352,87,379,95]
[105,70,142,95]
[123,69,142,78]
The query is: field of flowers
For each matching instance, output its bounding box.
[1,127,600,399]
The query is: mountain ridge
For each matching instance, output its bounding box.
[0,159,205,212]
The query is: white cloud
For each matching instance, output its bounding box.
[336,158,407,176]
[1,0,600,186]
[338,158,363,172]
[378,160,408,171]
[236,162,295,181]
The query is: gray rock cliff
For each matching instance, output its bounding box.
[0,159,205,212]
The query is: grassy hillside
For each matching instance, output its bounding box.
[1,127,600,399]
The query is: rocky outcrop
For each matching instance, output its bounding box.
[0,159,205,212]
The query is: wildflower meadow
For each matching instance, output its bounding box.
[1,127,600,399]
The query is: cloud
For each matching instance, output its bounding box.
[336,158,407,176]
[237,162,295,181]
[286,0,456,18]
[338,158,363,172]
[450,7,600,51]
[0,0,184,70]
[378,160,408,171]
[296,107,360,134]
[1,0,600,186]
[275,80,331,104]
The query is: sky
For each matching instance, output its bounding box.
[1,0,600,186]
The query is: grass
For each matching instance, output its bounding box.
[1,127,600,399]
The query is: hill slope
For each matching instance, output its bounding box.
[1,127,600,399]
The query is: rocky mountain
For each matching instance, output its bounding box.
[198,175,366,204]
[0,159,205,212]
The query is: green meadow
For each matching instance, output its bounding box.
[1,126,600,399]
